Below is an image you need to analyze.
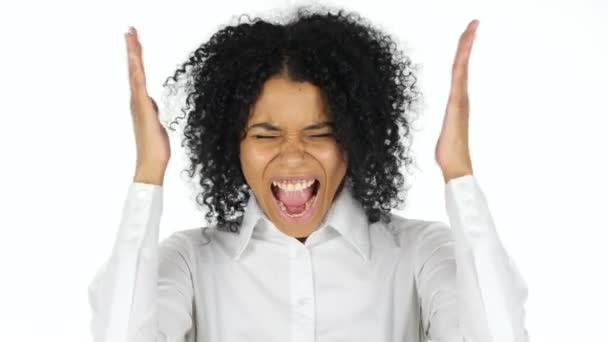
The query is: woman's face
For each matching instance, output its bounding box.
[239,73,347,238]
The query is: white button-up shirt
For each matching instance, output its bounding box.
[88,175,529,342]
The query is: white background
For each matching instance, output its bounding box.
[0,0,606,340]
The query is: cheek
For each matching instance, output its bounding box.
[239,142,276,183]
[312,143,347,177]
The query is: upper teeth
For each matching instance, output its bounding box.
[272,179,315,191]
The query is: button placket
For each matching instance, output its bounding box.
[289,244,298,259]
[289,243,315,342]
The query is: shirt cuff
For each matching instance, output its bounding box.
[445,174,502,252]
[114,182,163,246]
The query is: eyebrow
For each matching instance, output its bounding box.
[248,121,335,131]
[248,122,281,131]
[303,121,335,131]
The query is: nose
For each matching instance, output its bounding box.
[278,135,307,167]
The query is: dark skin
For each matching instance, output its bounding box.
[239,72,348,239]
[126,19,480,239]
[435,19,479,182]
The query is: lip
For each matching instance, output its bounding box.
[269,174,320,183]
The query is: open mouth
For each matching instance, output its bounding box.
[270,178,321,222]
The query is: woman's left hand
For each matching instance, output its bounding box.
[435,19,479,183]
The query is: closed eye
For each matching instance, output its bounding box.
[253,135,278,139]
[309,133,334,138]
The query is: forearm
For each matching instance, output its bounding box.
[446,175,529,342]
[88,182,163,342]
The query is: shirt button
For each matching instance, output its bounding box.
[125,223,143,241]
[297,297,309,306]
[130,203,143,213]
[136,189,149,199]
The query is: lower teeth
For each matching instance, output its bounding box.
[277,195,316,218]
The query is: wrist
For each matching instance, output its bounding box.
[133,170,165,186]
[442,168,473,184]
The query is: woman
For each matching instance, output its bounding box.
[88,7,529,342]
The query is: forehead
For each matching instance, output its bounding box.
[248,74,330,126]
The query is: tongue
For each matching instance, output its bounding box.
[275,184,314,213]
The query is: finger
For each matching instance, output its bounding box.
[450,20,479,95]
[453,20,479,75]
[125,26,148,99]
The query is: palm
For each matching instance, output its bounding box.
[435,19,479,182]
[126,26,171,175]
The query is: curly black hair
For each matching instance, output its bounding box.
[161,5,422,231]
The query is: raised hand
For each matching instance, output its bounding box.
[125,26,171,185]
[435,19,479,183]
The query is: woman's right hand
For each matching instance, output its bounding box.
[125,26,170,185]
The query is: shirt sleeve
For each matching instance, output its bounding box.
[414,174,529,342]
[87,182,195,342]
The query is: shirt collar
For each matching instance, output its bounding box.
[230,185,370,262]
